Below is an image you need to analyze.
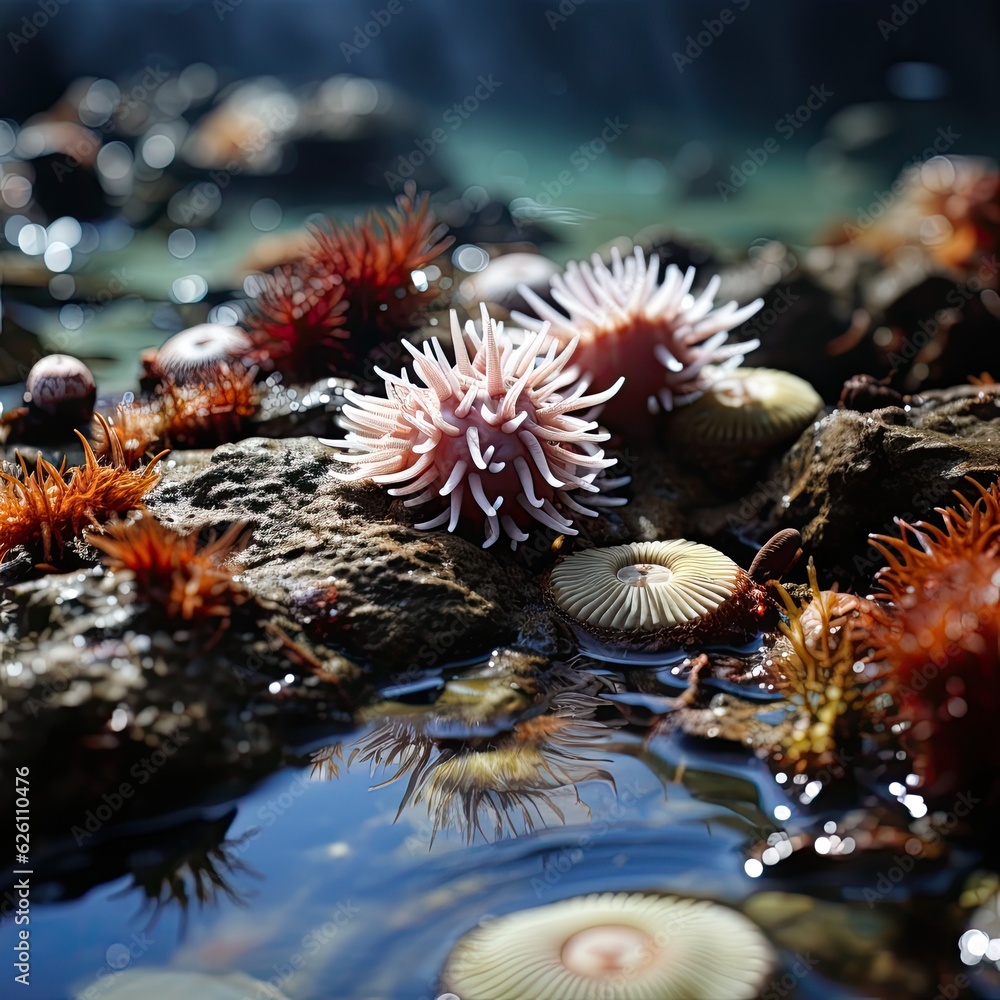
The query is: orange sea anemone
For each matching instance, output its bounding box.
[88,514,247,624]
[869,479,1000,800]
[0,423,164,566]
[96,365,257,466]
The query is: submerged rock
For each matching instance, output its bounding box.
[150,436,549,672]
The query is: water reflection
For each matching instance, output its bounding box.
[95,811,262,934]
[312,684,624,845]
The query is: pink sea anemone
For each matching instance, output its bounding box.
[512,246,763,432]
[326,303,626,548]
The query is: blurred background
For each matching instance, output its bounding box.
[0,0,997,385]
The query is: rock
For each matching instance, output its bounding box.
[772,387,1000,587]
[149,436,548,672]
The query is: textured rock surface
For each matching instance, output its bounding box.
[150,436,549,673]
[773,388,1000,585]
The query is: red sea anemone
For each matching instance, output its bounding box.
[246,262,350,379]
[869,479,1000,802]
[310,185,452,339]
[512,246,763,433]
[245,186,451,380]
[327,303,625,549]
[0,424,164,566]
[88,514,247,625]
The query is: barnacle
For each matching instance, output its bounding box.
[0,422,164,566]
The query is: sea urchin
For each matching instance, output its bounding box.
[327,304,625,548]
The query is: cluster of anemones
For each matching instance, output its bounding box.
[868,479,1000,805]
[245,185,452,378]
[327,303,626,549]
[0,423,164,567]
[97,363,257,467]
[512,245,764,433]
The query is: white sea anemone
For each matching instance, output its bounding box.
[512,246,763,429]
[325,303,626,548]
[440,891,777,1000]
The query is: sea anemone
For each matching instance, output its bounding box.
[511,246,763,432]
[87,514,247,625]
[338,690,615,843]
[667,367,823,455]
[0,424,164,566]
[18,354,97,439]
[151,324,254,385]
[310,184,452,340]
[326,303,626,549]
[868,479,1000,800]
[245,262,350,379]
[546,540,774,651]
[96,365,257,466]
[766,562,887,774]
[839,155,1000,275]
[440,892,777,1000]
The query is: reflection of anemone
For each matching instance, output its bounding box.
[767,563,887,774]
[95,365,257,466]
[327,304,625,549]
[441,891,777,1000]
[113,822,261,932]
[0,425,164,566]
[869,479,1000,800]
[512,246,762,432]
[335,691,616,843]
[87,514,247,626]
[547,540,774,650]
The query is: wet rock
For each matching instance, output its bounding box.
[772,388,1000,587]
[150,436,548,672]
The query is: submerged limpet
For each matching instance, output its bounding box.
[546,539,773,649]
[155,323,253,384]
[440,891,776,1000]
